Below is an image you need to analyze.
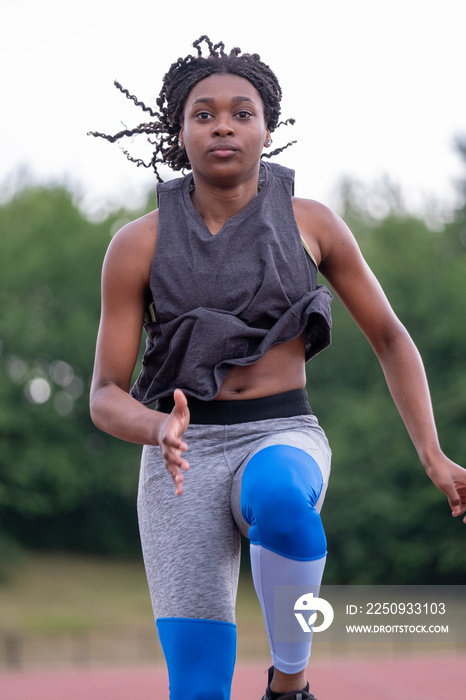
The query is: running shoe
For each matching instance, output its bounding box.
[261,666,317,700]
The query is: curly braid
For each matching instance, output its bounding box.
[88,36,296,182]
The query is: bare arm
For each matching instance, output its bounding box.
[298,199,466,523]
[89,212,189,494]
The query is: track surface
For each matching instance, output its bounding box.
[1,655,463,700]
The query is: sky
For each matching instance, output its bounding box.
[1,0,465,221]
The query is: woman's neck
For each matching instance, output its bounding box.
[189,165,262,235]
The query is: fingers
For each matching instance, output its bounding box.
[165,454,189,496]
[451,506,466,525]
[173,466,188,496]
[173,453,190,495]
[428,459,466,524]
[160,438,189,495]
[448,477,466,521]
[173,387,188,414]
[173,388,190,432]
[450,498,466,519]
[159,392,190,495]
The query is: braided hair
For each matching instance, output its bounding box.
[88,36,296,182]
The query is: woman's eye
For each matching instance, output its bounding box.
[197,112,211,120]
[237,111,251,119]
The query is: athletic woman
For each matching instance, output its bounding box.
[89,36,466,700]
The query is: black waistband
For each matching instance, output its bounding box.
[156,388,312,425]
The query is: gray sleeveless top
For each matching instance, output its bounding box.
[130,161,332,404]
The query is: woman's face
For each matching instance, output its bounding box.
[179,73,270,186]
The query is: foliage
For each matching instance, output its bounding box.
[0,164,465,584]
[0,183,155,561]
[308,179,466,584]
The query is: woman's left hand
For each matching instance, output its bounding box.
[425,456,466,524]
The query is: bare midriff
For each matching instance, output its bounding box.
[216,334,307,400]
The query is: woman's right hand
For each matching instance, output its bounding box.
[156,389,190,495]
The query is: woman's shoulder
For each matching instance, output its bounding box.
[292,197,352,267]
[113,209,158,246]
[102,209,159,286]
[107,209,158,258]
[292,197,341,227]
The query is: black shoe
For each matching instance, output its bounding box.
[261,666,317,700]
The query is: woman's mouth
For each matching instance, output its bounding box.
[210,144,238,158]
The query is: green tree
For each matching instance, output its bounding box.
[308,179,466,584]
[1,166,465,585]
[0,182,155,567]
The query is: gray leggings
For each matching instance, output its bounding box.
[137,414,331,624]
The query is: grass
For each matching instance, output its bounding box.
[0,552,155,634]
[0,552,264,632]
[3,553,463,671]
[0,552,270,666]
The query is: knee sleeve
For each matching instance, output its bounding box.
[240,445,327,674]
[240,444,326,560]
[157,618,236,700]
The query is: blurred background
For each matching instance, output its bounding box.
[1,0,465,675]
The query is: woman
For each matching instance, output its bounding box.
[89,36,466,700]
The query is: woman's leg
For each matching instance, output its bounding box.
[230,422,330,695]
[241,445,327,673]
[138,426,240,700]
[156,618,236,700]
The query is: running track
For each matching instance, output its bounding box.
[1,655,464,699]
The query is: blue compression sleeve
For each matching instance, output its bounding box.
[157,617,236,700]
[240,444,326,560]
[240,444,327,673]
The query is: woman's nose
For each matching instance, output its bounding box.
[212,118,235,137]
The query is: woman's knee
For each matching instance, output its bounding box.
[240,444,327,560]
